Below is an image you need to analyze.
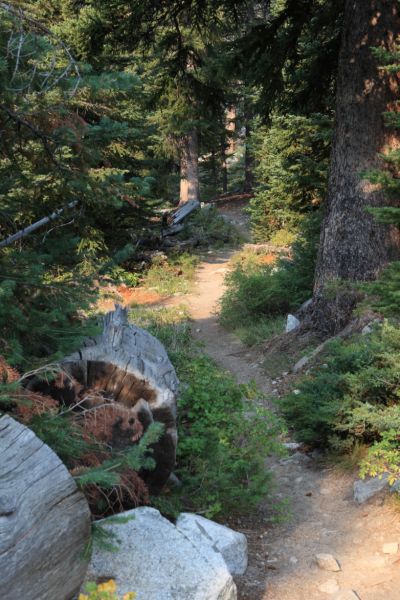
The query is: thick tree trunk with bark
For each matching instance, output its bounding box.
[312,0,400,334]
[244,121,254,192]
[226,106,236,156]
[179,129,199,205]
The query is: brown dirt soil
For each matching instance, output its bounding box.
[98,285,164,313]
[166,203,400,600]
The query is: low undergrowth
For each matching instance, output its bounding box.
[177,205,242,249]
[79,579,135,600]
[142,252,199,296]
[280,321,400,485]
[219,214,319,345]
[130,305,284,519]
[234,315,286,346]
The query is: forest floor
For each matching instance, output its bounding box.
[112,201,400,600]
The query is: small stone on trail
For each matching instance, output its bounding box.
[195,328,201,332]
[284,451,311,464]
[283,442,302,452]
[332,591,360,600]
[316,553,341,572]
[286,314,300,333]
[319,579,340,594]
[382,542,398,554]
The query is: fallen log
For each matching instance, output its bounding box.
[208,192,253,204]
[0,414,91,600]
[169,199,200,225]
[162,199,200,237]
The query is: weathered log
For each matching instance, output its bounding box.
[162,199,200,237]
[210,192,253,204]
[0,200,78,248]
[0,414,91,600]
[60,305,179,493]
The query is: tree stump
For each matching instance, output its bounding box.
[0,414,91,600]
[57,305,179,493]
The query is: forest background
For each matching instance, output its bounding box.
[1,0,400,523]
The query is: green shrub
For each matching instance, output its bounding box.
[178,205,242,248]
[133,308,284,518]
[220,212,320,338]
[362,262,400,317]
[280,323,400,482]
[173,354,283,517]
[249,113,331,243]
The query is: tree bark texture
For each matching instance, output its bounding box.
[312,0,400,334]
[61,305,179,494]
[0,415,91,600]
[244,118,254,193]
[226,106,236,156]
[179,129,200,204]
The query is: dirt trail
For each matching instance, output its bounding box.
[172,206,400,600]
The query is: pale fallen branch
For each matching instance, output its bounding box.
[0,200,78,248]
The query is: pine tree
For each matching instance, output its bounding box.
[312,0,400,334]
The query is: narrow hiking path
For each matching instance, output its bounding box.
[169,205,400,600]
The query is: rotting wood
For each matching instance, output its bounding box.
[162,199,200,237]
[0,414,91,600]
[29,305,179,494]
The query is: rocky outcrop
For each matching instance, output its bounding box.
[86,507,237,600]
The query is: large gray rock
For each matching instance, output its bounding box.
[353,474,390,503]
[176,513,248,575]
[0,415,91,600]
[86,507,237,600]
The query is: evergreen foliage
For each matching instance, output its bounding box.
[278,42,400,484]
[249,113,331,243]
[220,211,321,336]
[0,4,158,366]
[362,45,400,318]
[280,323,400,484]
[134,310,284,518]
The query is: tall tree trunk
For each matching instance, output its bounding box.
[226,106,236,156]
[312,0,400,335]
[179,129,199,205]
[211,149,218,195]
[221,141,228,194]
[243,103,254,192]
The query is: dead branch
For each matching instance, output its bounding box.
[0,200,78,248]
